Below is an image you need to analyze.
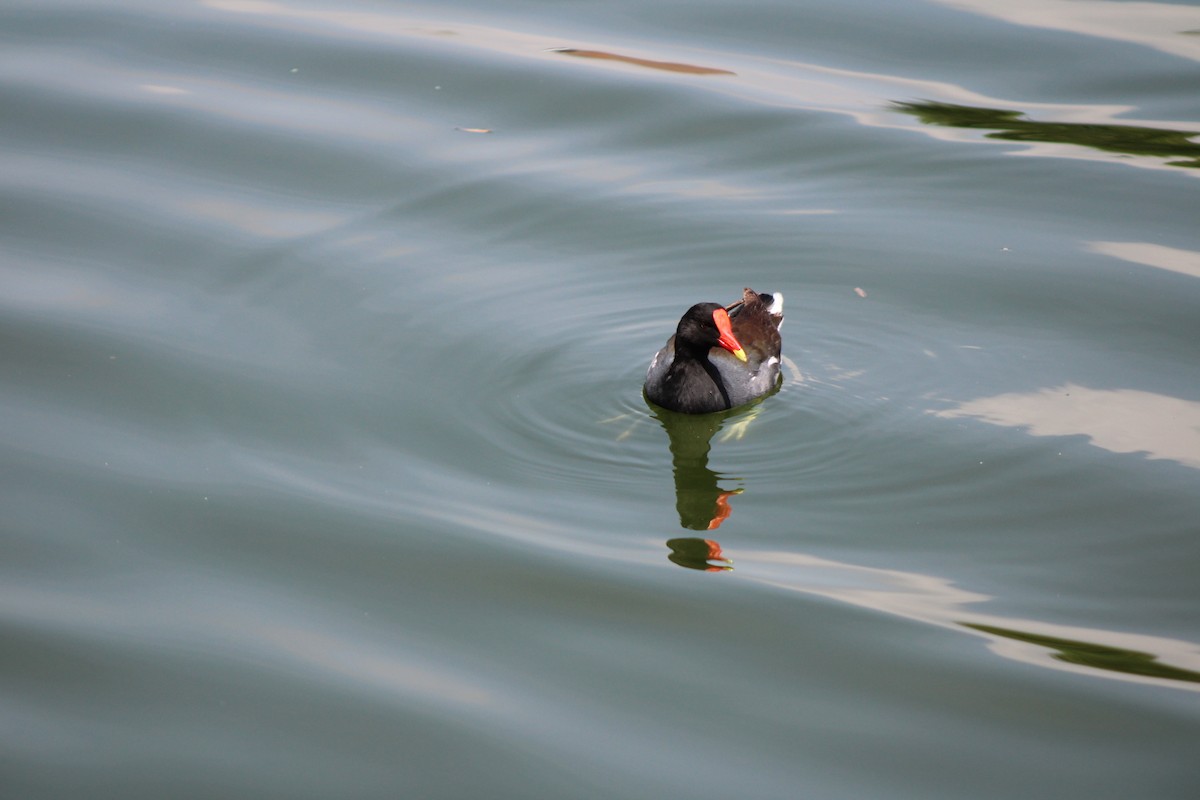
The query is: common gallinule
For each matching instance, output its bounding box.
[644,288,783,414]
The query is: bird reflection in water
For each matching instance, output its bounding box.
[666,538,734,572]
[649,403,773,571]
[648,404,757,531]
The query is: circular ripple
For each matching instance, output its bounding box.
[433,282,1007,502]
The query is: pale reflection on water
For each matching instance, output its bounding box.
[734,548,1200,692]
[203,0,1200,181]
[937,0,1200,63]
[1088,241,1200,280]
[934,384,1200,470]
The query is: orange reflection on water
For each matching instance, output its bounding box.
[555,48,735,76]
[707,491,738,530]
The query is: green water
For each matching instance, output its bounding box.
[3,1,1199,798]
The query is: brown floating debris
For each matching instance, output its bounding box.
[554,48,734,76]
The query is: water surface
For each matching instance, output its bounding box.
[3,1,1199,798]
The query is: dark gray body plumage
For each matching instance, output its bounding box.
[644,290,783,414]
